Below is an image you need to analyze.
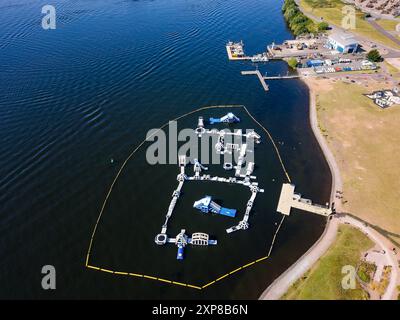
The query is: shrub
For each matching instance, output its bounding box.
[317,22,329,31]
[367,49,382,62]
[287,58,298,69]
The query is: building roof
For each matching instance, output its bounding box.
[329,32,358,46]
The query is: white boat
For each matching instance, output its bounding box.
[251,54,268,63]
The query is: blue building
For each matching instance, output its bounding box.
[306,59,324,68]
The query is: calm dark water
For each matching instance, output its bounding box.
[0,0,331,299]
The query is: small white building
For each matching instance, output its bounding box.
[328,32,359,53]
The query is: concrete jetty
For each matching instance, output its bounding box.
[241,70,269,91]
[277,183,332,217]
[264,75,300,80]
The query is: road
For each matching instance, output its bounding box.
[294,0,400,58]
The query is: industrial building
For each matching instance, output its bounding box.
[328,32,359,53]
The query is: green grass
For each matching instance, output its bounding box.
[299,0,400,49]
[357,261,376,283]
[282,225,373,300]
[375,19,400,33]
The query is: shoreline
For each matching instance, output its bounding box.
[260,77,399,300]
[259,78,342,300]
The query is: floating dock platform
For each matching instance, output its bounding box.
[226,41,251,61]
[277,183,332,217]
[241,70,269,91]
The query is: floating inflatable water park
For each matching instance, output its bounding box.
[154,113,265,260]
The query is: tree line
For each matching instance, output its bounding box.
[282,0,329,36]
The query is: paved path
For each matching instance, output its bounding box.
[259,81,343,300]
[367,19,400,47]
[338,215,399,300]
[294,0,400,57]
[259,82,399,300]
[307,84,343,209]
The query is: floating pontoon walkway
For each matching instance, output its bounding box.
[277,183,332,217]
[226,41,251,61]
[264,75,300,80]
[241,70,269,91]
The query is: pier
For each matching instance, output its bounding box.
[277,183,332,217]
[264,75,300,80]
[241,70,269,91]
[226,41,251,61]
[241,70,301,91]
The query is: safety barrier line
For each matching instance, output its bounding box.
[242,105,291,183]
[172,281,189,287]
[86,265,100,270]
[242,261,256,269]
[201,280,216,289]
[85,105,291,291]
[187,284,202,290]
[157,278,172,284]
[267,215,286,257]
[99,268,114,273]
[229,267,243,274]
[215,273,229,282]
[128,273,143,277]
[256,256,268,263]
[86,253,271,290]
[85,105,244,268]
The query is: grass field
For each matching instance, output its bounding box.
[384,61,400,78]
[300,0,400,49]
[282,225,373,300]
[375,19,400,34]
[311,78,400,240]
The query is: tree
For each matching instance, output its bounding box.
[366,49,382,62]
[317,21,329,31]
[287,58,298,69]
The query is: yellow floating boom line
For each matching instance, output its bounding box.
[85,105,291,290]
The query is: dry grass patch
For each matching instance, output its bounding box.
[312,78,400,238]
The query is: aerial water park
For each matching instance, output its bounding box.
[87,105,333,289]
[154,112,265,260]
[193,196,237,218]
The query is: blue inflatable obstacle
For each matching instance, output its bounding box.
[193,196,236,218]
[209,112,240,125]
[177,244,184,260]
[173,229,217,260]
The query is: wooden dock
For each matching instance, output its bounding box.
[263,75,300,80]
[277,183,332,217]
[226,45,251,61]
[241,70,269,91]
